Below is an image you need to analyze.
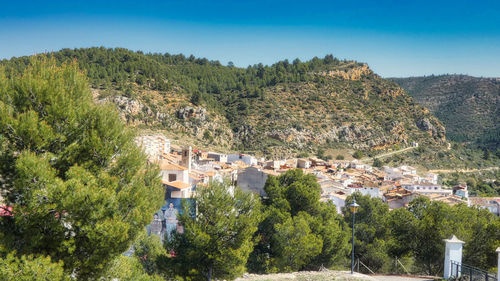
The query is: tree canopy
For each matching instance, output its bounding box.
[0,57,164,280]
[248,169,349,273]
[163,180,262,281]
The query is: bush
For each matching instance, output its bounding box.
[353,151,364,159]
[373,158,383,167]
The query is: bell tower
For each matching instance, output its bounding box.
[181,146,192,172]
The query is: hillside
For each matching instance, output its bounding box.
[392,75,500,150]
[1,48,447,159]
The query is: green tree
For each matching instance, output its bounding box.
[483,149,491,160]
[390,197,500,275]
[353,151,363,159]
[191,91,203,106]
[343,193,391,272]
[249,169,349,273]
[133,232,167,276]
[372,158,383,167]
[101,255,164,281]
[0,57,164,280]
[0,252,69,281]
[271,213,323,271]
[387,208,417,258]
[164,180,262,281]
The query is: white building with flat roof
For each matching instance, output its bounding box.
[135,135,170,160]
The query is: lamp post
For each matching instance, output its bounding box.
[350,199,359,274]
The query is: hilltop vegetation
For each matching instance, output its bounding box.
[1,47,446,159]
[392,75,500,150]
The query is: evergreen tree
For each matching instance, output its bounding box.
[343,193,391,272]
[164,180,262,281]
[372,158,383,167]
[249,169,349,273]
[0,253,68,281]
[0,57,164,280]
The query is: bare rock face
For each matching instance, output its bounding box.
[98,95,158,125]
[110,95,148,115]
[234,125,256,142]
[176,106,207,121]
[417,118,446,140]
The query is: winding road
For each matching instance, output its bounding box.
[429,166,499,174]
[360,147,416,163]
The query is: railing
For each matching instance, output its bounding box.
[450,260,497,281]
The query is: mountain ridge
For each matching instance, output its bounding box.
[1,47,447,159]
[392,74,500,150]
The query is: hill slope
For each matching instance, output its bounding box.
[392,75,500,149]
[1,47,446,158]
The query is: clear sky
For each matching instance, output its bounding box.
[1,0,499,77]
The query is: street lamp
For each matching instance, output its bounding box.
[350,199,359,274]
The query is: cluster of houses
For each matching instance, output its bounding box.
[1,134,496,224]
[135,135,500,222]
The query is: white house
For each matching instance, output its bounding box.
[265,160,283,170]
[227,154,257,165]
[323,191,347,214]
[453,185,469,199]
[400,165,417,176]
[159,161,189,183]
[425,173,439,184]
[401,182,452,196]
[237,166,271,196]
[348,185,382,198]
[135,135,170,160]
[469,197,500,216]
[297,158,311,169]
[207,152,228,163]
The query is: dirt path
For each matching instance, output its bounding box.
[372,275,434,281]
[429,166,499,174]
[360,147,416,163]
[235,271,378,280]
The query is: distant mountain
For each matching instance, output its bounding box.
[1,47,446,159]
[392,75,500,149]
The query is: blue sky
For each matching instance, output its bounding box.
[1,0,499,77]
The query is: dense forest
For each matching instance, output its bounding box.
[393,75,500,150]
[1,47,346,124]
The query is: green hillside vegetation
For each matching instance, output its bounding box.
[382,142,500,171]
[1,47,446,159]
[392,75,500,150]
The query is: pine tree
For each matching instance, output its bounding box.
[0,57,164,280]
[164,180,262,281]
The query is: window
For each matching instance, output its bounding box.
[168,174,177,182]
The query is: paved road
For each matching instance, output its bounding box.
[372,275,434,281]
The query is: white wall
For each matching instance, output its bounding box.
[227,154,257,165]
[237,167,268,196]
[328,195,346,214]
[350,187,381,198]
[162,169,188,183]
